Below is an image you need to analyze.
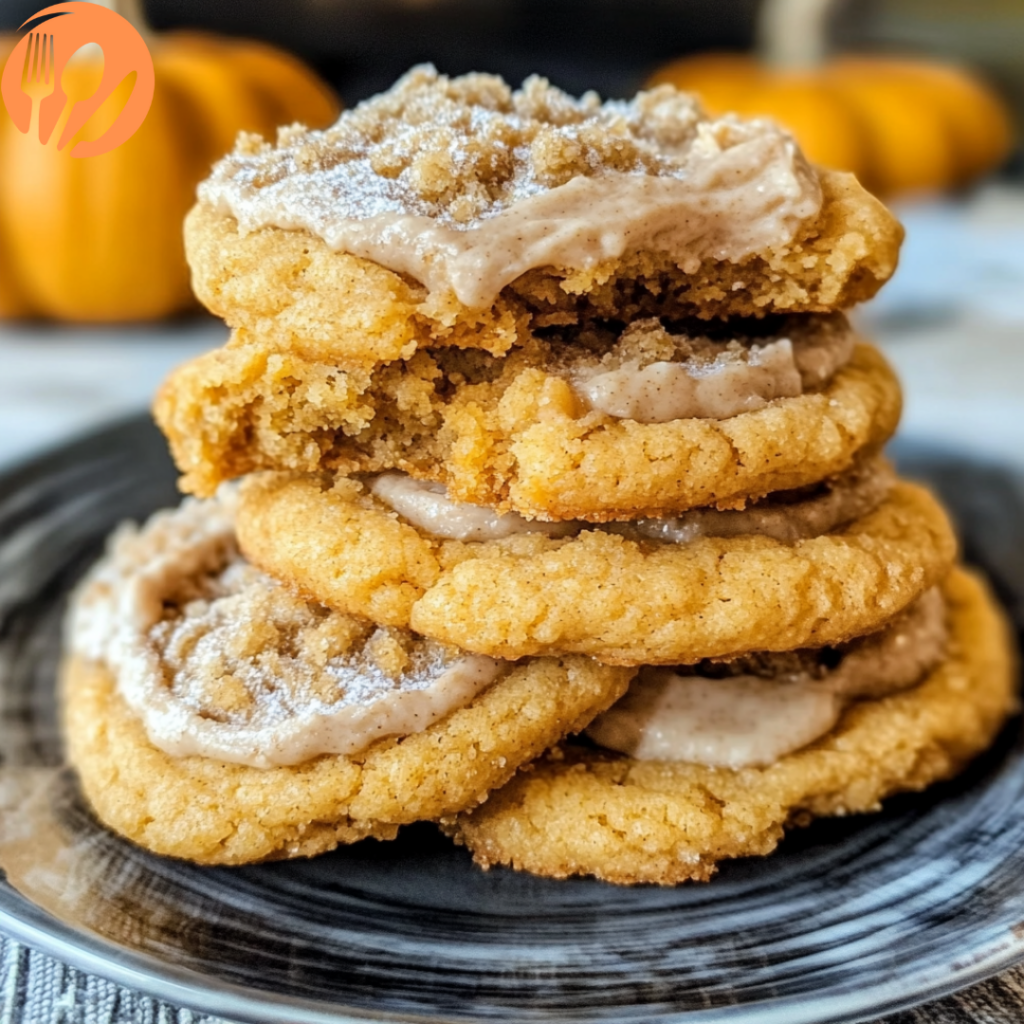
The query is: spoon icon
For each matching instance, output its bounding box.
[49,44,102,150]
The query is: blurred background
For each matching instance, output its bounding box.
[4,0,1023,118]
[0,0,1023,471]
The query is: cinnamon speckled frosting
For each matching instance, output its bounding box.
[68,495,503,768]
[198,65,822,308]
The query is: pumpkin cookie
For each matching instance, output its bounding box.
[62,496,630,865]
[156,323,901,518]
[446,568,1017,884]
[236,470,956,665]
[187,67,901,365]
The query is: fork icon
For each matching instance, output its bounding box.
[20,31,56,144]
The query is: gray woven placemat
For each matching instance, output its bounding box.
[0,937,231,1024]
[3,933,1024,1024]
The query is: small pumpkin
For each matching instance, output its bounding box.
[648,0,1014,197]
[0,0,339,322]
[0,35,31,318]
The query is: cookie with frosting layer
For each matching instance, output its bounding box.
[236,468,956,665]
[156,324,900,520]
[446,569,1016,885]
[62,496,630,865]
[185,67,902,363]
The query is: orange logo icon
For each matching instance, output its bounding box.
[0,2,154,157]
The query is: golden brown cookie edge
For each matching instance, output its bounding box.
[183,167,902,362]
[62,651,631,866]
[237,478,956,665]
[446,567,1017,885]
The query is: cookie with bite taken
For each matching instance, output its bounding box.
[156,317,902,520]
[61,66,1015,885]
[185,66,902,366]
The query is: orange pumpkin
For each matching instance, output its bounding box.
[649,4,1014,197]
[0,36,31,318]
[0,6,339,322]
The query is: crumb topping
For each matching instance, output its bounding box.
[199,66,822,308]
[151,559,459,728]
[210,65,723,226]
[68,496,502,767]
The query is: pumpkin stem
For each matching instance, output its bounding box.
[757,0,838,70]
[82,0,153,43]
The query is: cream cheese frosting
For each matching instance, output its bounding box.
[198,66,822,309]
[577,339,802,422]
[68,496,503,768]
[573,317,854,423]
[370,474,576,543]
[588,672,840,769]
[586,588,948,768]
[626,457,893,545]
[369,458,892,544]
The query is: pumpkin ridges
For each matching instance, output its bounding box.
[156,33,339,156]
[155,32,340,140]
[829,57,1014,187]
[646,53,763,115]
[824,69,957,196]
[730,74,870,180]
[155,40,271,163]
[0,245,31,317]
[648,50,1014,198]
[0,65,196,320]
[0,28,339,321]
[99,70,198,317]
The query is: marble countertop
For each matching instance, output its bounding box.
[1,187,1023,476]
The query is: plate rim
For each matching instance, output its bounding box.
[4,885,1024,1024]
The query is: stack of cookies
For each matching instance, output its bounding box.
[64,67,1015,884]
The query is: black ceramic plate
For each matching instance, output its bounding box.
[0,416,1022,1024]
